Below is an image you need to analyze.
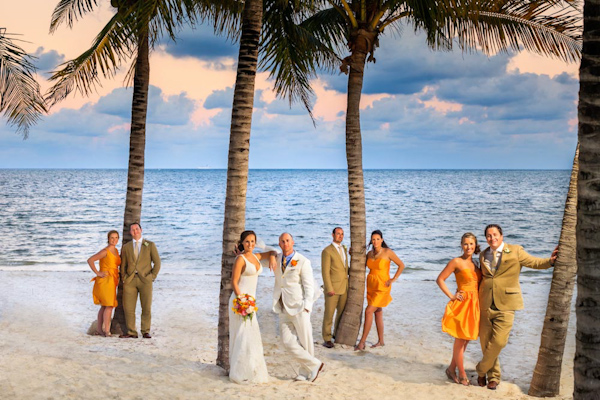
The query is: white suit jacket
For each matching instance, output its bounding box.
[272,251,315,316]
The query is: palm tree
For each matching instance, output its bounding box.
[0,28,47,137]
[301,0,582,346]
[575,1,600,397]
[216,0,261,371]
[46,0,200,334]
[529,144,578,397]
[216,0,337,370]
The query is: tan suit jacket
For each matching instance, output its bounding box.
[321,244,349,295]
[478,243,551,311]
[121,239,161,285]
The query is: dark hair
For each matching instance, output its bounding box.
[129,222,142,230]
[484,224,503,237]
[369,230,389,249]
[237,230,256,252]
[461,232,481,255]
[107,230,119,244]
[332,227,343,235]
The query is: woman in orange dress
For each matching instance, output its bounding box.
[87,230,121,337]
[355,230,406,351]
[436,232,481,386]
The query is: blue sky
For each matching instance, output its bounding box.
[0,2,579,169]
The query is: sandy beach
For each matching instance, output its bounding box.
[0,269,575,399]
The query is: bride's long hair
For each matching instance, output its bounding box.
[237,230,256,252]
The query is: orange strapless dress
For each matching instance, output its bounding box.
[366,258,393,308]
[91,249,121,307]
[441,268,480,340]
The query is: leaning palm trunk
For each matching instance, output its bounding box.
[216,0,263,372]
[113,32,150,335]
[529,144,579,397]
[335,29,376,346]
[575,1,600,397]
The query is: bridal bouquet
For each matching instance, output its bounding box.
[232,294,257,322]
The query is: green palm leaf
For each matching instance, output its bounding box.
[0,30,47,138]
[50,0,99,33]
[46,12,135,106]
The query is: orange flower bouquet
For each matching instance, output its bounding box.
[232,294,257,322]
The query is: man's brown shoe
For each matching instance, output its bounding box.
[323,341,334,348]
[119,334,138,338]
[487,381,498,390]
[143,333,152,339]
[477,376,487,387]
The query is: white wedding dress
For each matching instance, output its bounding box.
[228,254,270,384]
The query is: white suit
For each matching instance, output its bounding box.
[272,251,321,377]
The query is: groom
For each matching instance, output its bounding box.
[273,233,324,382]
[120,222,161,339]
[476,224,558,390]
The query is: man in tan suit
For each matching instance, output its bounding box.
[476,224,557,390]
[120,222,161,338]
[321,227,349,348]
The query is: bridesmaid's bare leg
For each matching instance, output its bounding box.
[371,308,385,347]
[103,307,114,336]
[97,306,105,335]
[355,305,377,350]
[455,339,470,385]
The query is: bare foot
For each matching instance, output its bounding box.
[459,376,470,386]
[370,342,385,348]
[446,367,459,384]
[354,342,366,351]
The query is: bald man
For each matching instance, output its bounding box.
[272,233,324,382]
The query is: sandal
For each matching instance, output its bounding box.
[370,342,385,348]
[354,342,366,351]
[459,376,470,386]
[445,368,459,384]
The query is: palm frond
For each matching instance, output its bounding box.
[45,13,136,106]
[380,0,582,62]
[260,2,342,118]
[0,31,47,138]
[445,0,582,62]
[50,0,99,33]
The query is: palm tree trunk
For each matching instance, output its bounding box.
[216,0,263,372]
[529,144,579,397]
[112,32,150,335]
[575,2,600,397]
[335,29,376,346]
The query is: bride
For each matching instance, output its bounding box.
[229,230,276,384]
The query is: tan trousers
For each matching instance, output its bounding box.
[322,291,347,342]
[123,275,153,335]
[476,308,515,383]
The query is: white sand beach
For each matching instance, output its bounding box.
[0,270,575,400]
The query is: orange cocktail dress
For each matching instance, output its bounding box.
[91,249,121,307]
[441,268,481,340]
[366,258,393,308]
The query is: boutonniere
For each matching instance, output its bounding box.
[503,247,510,254]
[143,242,149,247]
[290,260,298,267]
[342,245,347,251]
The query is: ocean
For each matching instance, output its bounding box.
[0,169,569,280]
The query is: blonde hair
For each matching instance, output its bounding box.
[461,232,480,254]
[107,230,119,244]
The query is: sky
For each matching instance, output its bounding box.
[0,1,580,169]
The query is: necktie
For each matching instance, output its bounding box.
[491,250,498,275]
[338,246,345,264]
[134,241,139,259]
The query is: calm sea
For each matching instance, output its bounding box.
[0,169,569,279]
